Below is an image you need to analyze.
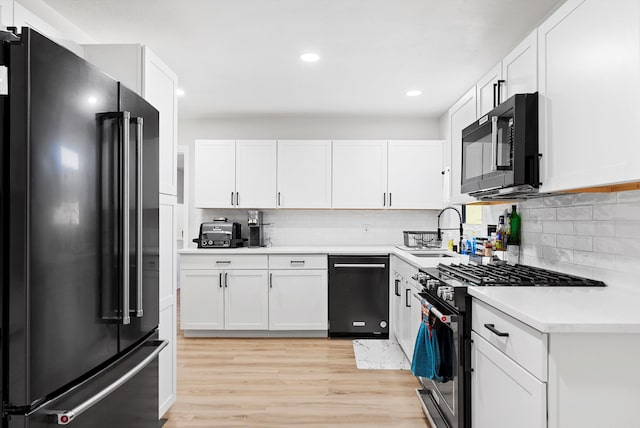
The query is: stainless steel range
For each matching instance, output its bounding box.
[414,262,605,428]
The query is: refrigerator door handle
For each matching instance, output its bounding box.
[133,116,144,317]
[121,111,131,325]
[46,340,168,425]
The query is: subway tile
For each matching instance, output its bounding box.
[617,189,640,204]
[557,235,593,251]
[543,194,576,207]
[574,250,616,270]
[557,206,592,221]
[617,203,640,221]
[573,221,615,237]
[523,232,543,246]
[523,220,543,233]
[543,220,573,234]
[542,246,573,263]
[541,234,557,247]
[528,208,557,221]
[615,220,640,238]
[593,237,619,254]
[537,258,559,271]
[521,245,544,258]
[573,192,618,206]
[593,204,617,220]
[521,198,544,209]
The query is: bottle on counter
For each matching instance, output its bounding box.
[508,205,521,245]
[495,216,505,251]
[448,239,454,252]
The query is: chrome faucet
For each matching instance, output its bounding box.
[437,206,463,252]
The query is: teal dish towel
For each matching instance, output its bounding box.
[411,322,444,381]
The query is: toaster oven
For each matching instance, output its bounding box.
[193,218,244,248]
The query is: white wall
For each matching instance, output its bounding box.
[179,115,442,246]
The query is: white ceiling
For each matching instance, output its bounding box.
[41,0,563,119]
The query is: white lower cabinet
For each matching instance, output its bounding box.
[391,255,422,362]
[179,268,268,330]
[224,270,269,330]
[269,270,328,330]
[471,331,546,428]
[179,254,328,335]
[179,269,224,330]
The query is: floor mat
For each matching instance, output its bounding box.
[352,336,411,370]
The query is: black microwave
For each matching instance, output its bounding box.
[461,92,539,199]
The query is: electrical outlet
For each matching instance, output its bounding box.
[362,224,370,232]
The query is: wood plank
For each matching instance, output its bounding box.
[164,293,430,427]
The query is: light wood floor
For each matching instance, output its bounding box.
[164,296,430,427]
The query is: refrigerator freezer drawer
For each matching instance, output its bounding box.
[10,339,166,428]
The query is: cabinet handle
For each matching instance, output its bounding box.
[493,82,498,108]
[496,79,505,105]
[216,261,231,264]
[383,193,386,207]
[231,192,234,206]
[394,279,400,297]
[236,192,239,206]
[219,273,222,288]
[484,323,509,337]
[290,260,305,265]
[389,193,392,207]
[269,273,273,288]
[224,272,228,288]
[405,289,411,308]
[278,192,281,206]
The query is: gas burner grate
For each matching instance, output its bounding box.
[436,263,606,287]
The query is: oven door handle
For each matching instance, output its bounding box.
[413,293,454,325]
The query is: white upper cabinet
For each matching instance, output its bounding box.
[501,29,538,100]
[447,89,477,205]
[236,140,277,208]
[83,44,178,196]
[476,63,503,118]
[193,140,236,208]
[538,0,640,193]
[193,140,276,208]
[332,140,388,209]
[277,140,331,208]
[387,140,443,209]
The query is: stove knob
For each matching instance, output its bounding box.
[427,279,438,290]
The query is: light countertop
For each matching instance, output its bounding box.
[178,245,464,269]
[468,286,640,334]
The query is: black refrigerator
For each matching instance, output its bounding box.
[0,28,165,427]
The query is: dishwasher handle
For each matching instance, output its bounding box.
[333,263,386,269]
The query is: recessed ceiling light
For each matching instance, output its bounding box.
[176,88,185,96]
[300,53,320,63]
[87,96,97,104]
[406,90,422,97]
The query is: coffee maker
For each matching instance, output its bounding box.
[247,210,264,247]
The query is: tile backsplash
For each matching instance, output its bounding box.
[487,190,640,291]
[192,209,440,247]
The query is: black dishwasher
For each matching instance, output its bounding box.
[328,255,389,338]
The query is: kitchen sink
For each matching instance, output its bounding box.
[410,253,453,258]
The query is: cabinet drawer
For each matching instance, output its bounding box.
[268,254,327,270]
[472,299,548,381]
[180,254,268,270]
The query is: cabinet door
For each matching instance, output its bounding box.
[538,0,640,192]
[224,270,269,330]
[269,270,328,330]
[476,63,502,117]
[179,269,224,330]
[448,89,477,205]
[277,140,332,208]
[502,29,537,100]
[391,274,403,343]
[388,140,443,209]
[193,140,236,208]
[235,140,277,208]
[471,332,546,428]
[399,283,416,359]
[332,140,388,208]
[143,48,178,196]
[158,196,176,416]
